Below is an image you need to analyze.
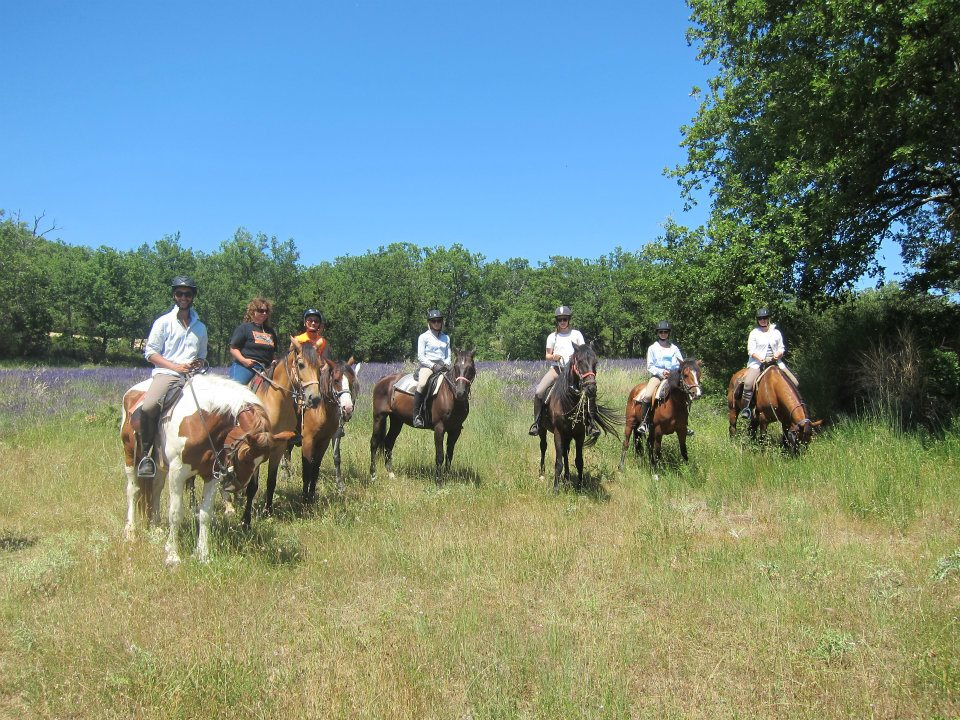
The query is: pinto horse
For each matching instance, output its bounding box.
[240,339,327,524]
[370,349,476,485]
[728,365,821,453]
[537,344,619,492]
[121,373,293,566]
[619,358,702,469]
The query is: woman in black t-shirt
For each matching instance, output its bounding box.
[228,296,280,385]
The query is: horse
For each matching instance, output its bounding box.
[728,364,822,453]
[619,358,703,469]
[537,343,619,493]
[120,372,294,566]
[255,357,357,519]
[370,349,477,485]
[239,339,326,526]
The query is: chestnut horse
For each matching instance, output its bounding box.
[537,344,619,492]
[121,373,293,566]
[728,364,821,453]
[619,358,702,469]
[239,339,325,526]
[370,349,476,485]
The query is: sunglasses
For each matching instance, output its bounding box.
[174,291,194,298]
[253,308,269,314]
[430,318,443,323]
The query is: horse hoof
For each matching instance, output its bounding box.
[164,554,181,568]
[539,474,545,482]
[123,526,136,542]
[389,472,396,480]
[223,504,235,517]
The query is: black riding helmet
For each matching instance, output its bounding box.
[656,320,672,332]
[554,305,572,319]
[170,275,198,294]
[427,309,444,320]
[303,308,325,324]
[756,307,771,319]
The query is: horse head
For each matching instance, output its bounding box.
[220,405,296,493]
[450,348,476,402]
[676,358,703,401]
[784,417,823,453]
[567,343,598,399]
[288,337,323,409]
[323,356,358,420]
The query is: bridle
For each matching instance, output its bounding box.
[284,349,320,411]
[568,358,596,391]
[678,362,702,403]
[442,360,475,398]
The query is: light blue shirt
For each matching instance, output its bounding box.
[417,329,450,366]
[144,305,208,377]
[647,341,683,376]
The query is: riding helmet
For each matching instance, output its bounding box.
[170,276,198,293]
[554,305,572,319]
[303,308,325,324]
[427,309,444,320]
[656,320,672,332]
[756,307,771,319]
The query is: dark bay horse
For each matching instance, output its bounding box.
[728,365,821,453]
[370,349,476,485]
[619,358,702,469]
[240,339,324,526]
[121,373,293,566]
[538,344,619,493]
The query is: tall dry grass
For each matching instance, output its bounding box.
[1,364,958,718]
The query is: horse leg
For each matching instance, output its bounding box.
[384,417,404,480]
[164,463,189,567]
[332,434,344,494]
[195,478,220,564]
[678,425,689,462]
[369,411,386,482]
[261,451,283,517]
[241,467,258,529]
[553,432,566,493]
[124,465,140,540]
[574,434,584,491]
[434,425,445,485]
[538,430,548,481]
[444,425,463,477]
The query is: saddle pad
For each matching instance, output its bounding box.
[393,372,442,396]
[633,380,671,405]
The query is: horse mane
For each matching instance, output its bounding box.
[553,344,597,416]
[667,357,698,393]
[186,374,263,417]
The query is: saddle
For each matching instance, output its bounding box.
[129,378,188,468]
[633,377,673,405]
[392,370,444,425]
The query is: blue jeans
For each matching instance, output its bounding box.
[229,362,262,385]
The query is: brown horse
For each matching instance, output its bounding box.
[537,344,619,493]
[370,349,476,485]
[619,358,702,469]
[240,339,325,526]
[728,364,821,452]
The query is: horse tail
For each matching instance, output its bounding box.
[584,400,622,447]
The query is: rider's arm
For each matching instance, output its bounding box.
[148,352,191,374]
[545,332,558,362]
[230,346,253,368]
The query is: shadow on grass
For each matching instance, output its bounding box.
[0,533,38,553]
[386,460,483,487]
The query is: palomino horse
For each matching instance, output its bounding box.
[370,349,477,485]
[240,339,326,525]
[728,364,821,453]
[537,343,619,492]
[120,373,293,566]
[253,357,357,519]
[619,358,703,469]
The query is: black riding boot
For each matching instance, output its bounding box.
[528,396,543,435]
[412,391,425,428]
[137,412,158,478]
[637,400,651,435]
[740,388,753,420]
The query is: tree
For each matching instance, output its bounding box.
[675,0,960,296]
[0,211,51,357]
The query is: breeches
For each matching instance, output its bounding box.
[743,366,761,390]
[535,367,560,399]
[141,374,181,418]
[416,367,436,392]
[639,376,662,402]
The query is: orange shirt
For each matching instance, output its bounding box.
[294,332,328,357]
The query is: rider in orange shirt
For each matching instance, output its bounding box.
[294,309,331,360]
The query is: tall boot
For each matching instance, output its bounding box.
[528,396,543,435]
[739,387,754,420]
[412,391,425,428]
[637,400,652,435]
[137,412,158,478]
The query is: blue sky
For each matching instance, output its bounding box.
[2,1,716,266]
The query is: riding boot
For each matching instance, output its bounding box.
[528,396,543,435]
[137,412,158,478]
[740,388,753,420]
[637,400,651,435]
[412,391,425,428]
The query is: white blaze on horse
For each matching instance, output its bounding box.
[120,373,293,566]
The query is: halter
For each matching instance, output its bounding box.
[679,364,701,403]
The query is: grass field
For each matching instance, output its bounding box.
[1,363,958,719]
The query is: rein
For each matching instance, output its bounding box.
[185,374,251,490]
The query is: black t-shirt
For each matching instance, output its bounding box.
[229,322,279,366]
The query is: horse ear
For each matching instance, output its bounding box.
[469,348,476,357]
[345,355,356,366]
[289,336,302,352]
[572,341,581,349]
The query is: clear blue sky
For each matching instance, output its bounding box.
[4,2,714,266]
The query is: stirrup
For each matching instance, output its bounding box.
[587,425,601,439]
[739,407,752,420]
[413,416,425,428]
[528,422,539,435]
[137,456,156,479]
[686,428,695,437]
[638,421,649,435]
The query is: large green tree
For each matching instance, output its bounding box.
[675,0,960,296]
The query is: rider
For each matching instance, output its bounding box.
[528,305,587,436]
[228,295,279,385]
[739,307,790,420]
[137,276,208,478]
[413,309,450,428]
[294,309,331,360]
[637,320,685,435]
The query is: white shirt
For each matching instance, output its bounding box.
[144,305,208,377]
[417,329,450,366]
[546,329,586,365]
[747,323,785,369]
[646,341,684,377]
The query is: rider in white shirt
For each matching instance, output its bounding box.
[528,305,586,436]
[413,309,451,427]
[637,320,684,435]
[739,307,791,420]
